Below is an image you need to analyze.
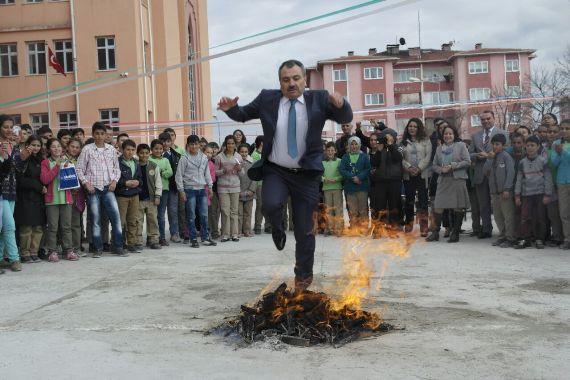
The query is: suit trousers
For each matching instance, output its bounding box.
[19,225,43,258]
[475,178,493,233]
[219,192,240,238]
[118,195,140,246]
[558,184,570,243]
[137,199,159,245]
[468,185,481,233]
[262,164,320,280]
[238,199,253,234]
[323,189,344,233]
[490,193,516,241]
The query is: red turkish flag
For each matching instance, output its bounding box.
[48,46,66,76]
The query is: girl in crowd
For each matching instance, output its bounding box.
[40,138,77,262]
[401,118,432,236]
[215,135,243,242]
[149,139,173,246]
[232,129,247,146]
[427,124,471,243]
[429,119,454,237]
[67,138,86,256]
[15,135,45,263]
[339,136,370,229]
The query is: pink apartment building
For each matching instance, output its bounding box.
[0,0,212,143]
[307,42,535,138]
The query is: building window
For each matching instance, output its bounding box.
[506,86,521,98]
[30,113,49,129]
[471,115,481,127]
[9,114,21,125]
[333,69,347,81]
[27,42,46,75]
[58,112,77,128]
[364,93,384,106]
[25,0,43,3]
[468,61,488,74]
[469,88,491,101]
[96,36,116,71]
[399,93,420,105]
[393,68,421,83]
[0,0,15,5]
[424,91,454,105]
[505,59,519,72]
[364,67,383,80]
[99,108,119,127]
[54,40,74,73]
[0,43,18,77]
[423,67,452,81]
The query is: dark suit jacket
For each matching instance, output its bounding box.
[469,127,509,185]
[225,89,353,179]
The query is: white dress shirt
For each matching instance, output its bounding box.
[268,94,309,168]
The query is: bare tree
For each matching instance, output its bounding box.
[529,59,570,127]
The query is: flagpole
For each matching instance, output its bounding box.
[45,42,52,128]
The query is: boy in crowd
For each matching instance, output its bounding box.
[116,139,142,253]
[550,119,570,250]
[163,128,187,240]
[206,142,221,239]
[163,127,186,156]
[104,125,114,145]
[175,135,216,248]
[57,129,72,149]
[515,135,553,249]
[250,136,267,234]
[545,124,564,247]
[115,133,130,156]
[484,134,516,247]
[507,132,526,240]
[237,143,256,237]
[149,139,173,246]
[322,142,344,236]
[71,128,85,144]
[19,124,33,147]
[136,143,162,250]
[159,132,183,243]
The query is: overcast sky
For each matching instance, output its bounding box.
[206,0,569,137]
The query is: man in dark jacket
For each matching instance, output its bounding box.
[117,139,142,253]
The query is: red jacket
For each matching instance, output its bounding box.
[40,158,73,205]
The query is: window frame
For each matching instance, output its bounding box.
[27,41,46,75]
[393,68,421,83]
[333,69,347,82]
[471,115,482,127]
[96,36,116,71]
[0,43,18,77]
[363,66,384,80]
[54,40,74,73]
[505,59,520,72]
[424,91,454,105]
[506,85,521,98]
[364,93,385,106]
[30,113,49,129]
[0,0,16,5]
[468,61,489,74]
[58,112,77,128]
[99,108,120,127]
[469,87,491,101]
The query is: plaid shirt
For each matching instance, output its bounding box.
[76,143,121,190]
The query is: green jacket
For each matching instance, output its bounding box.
[322,158,343,191]
[149,156,173,191]
[251,149,262,185]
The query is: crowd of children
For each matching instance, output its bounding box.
[0,110,568,274]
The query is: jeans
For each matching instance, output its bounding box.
[0,199,19,263]
[88,187,123,251]
[184,189,209,241]
[167,190,179,237]
[157,190,169,240]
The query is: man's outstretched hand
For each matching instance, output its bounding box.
[328,92,345,109]
[217,96,239,112]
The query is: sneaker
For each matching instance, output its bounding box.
[150,243,162,250]
[103,243,111,252]
[20,256,31,264]
[134,245,144,252]
[127,246,138,253]
[183,239,190,244]
[254,228,262,235]
[220,237,230,242]
[515,240,530,250]
[92,251,103,258]
[170,234,182,243]
[231,236,240,242]
[88,244,96,254]
[48,251,60,263]
[191,240,199,248]
[492,237,507,246]
[66,250,79,261]
[159,239,169,247]
[30,255,40,263]
[112,247,129,257]
[10,260,22,272]
[202,238,217,246]
[535,240,545,249]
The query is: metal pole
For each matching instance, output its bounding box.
[69,0,80,127]
[45,42,52,128]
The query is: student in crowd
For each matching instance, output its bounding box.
[176,135,217,248]
[206,142,221,240]
[40,138,76,262]
[66,138,86,257]
[71,128,85,144]
[550,119,570,250]
[163,128,188,241]
[427,124,471,243]
[514,125,531,141]
[159,132,183,243]
[76,122,125,258]
[429,119,454,238]
[115,133,130,156]
[233,129,247,146]
[367,132,379,217]
[484,134,517,248]
[215,135,243,242]
[18,124,33,149]
[163,128,186,156]
[251,136,268,234]
[37,126,53,146]
[545,123,564,247]
[515,135,553,249]
[370,129,402,230]
[335,123,354,158]
[104,125,114,145]
[57,129,72,149]
[322,142,344,236]
[15,135,45,263]
[116,139,142,253]
[355,120,386,151]
[149,139,173,246]
[340,136,370,229]
[237,143,256,237]
[136,143,162,250]
[401,118,432,236]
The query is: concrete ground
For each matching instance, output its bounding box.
[1,229,569,380]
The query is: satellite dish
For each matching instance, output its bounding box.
[399,37,406,45]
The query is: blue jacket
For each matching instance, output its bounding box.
[549,139,570,184]
[339,152,371,194]
[117,157,142,197]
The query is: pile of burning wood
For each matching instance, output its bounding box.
[218,283,394,347]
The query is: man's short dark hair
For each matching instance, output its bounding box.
[38,126,53,136]
[187,134,200,145]
[158,132,172,142]
[57,129,72,139]
[92,122,106,134]
[325,141,336,149]
[117,132,129,140]
[20,124,33,133]
[481,110,495,118]
[163,127,175,135]
[238,143,250,152]
[122,139,136,150]
[491,133,506,145]
[71,127,84,137]
[0,114,14,126]
[278,59,305,79]
[150,139,163,149]
[526,135,540,145]
[137,143,150,153]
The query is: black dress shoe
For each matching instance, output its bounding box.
[477,232,492,239]
[272,230,286,251]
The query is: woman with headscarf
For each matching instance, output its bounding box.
[339,136,370,229]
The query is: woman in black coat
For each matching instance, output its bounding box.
[15,136,46,263]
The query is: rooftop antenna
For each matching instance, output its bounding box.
[417,10,421,58]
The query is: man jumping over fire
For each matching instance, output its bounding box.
[217,59,353,290]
